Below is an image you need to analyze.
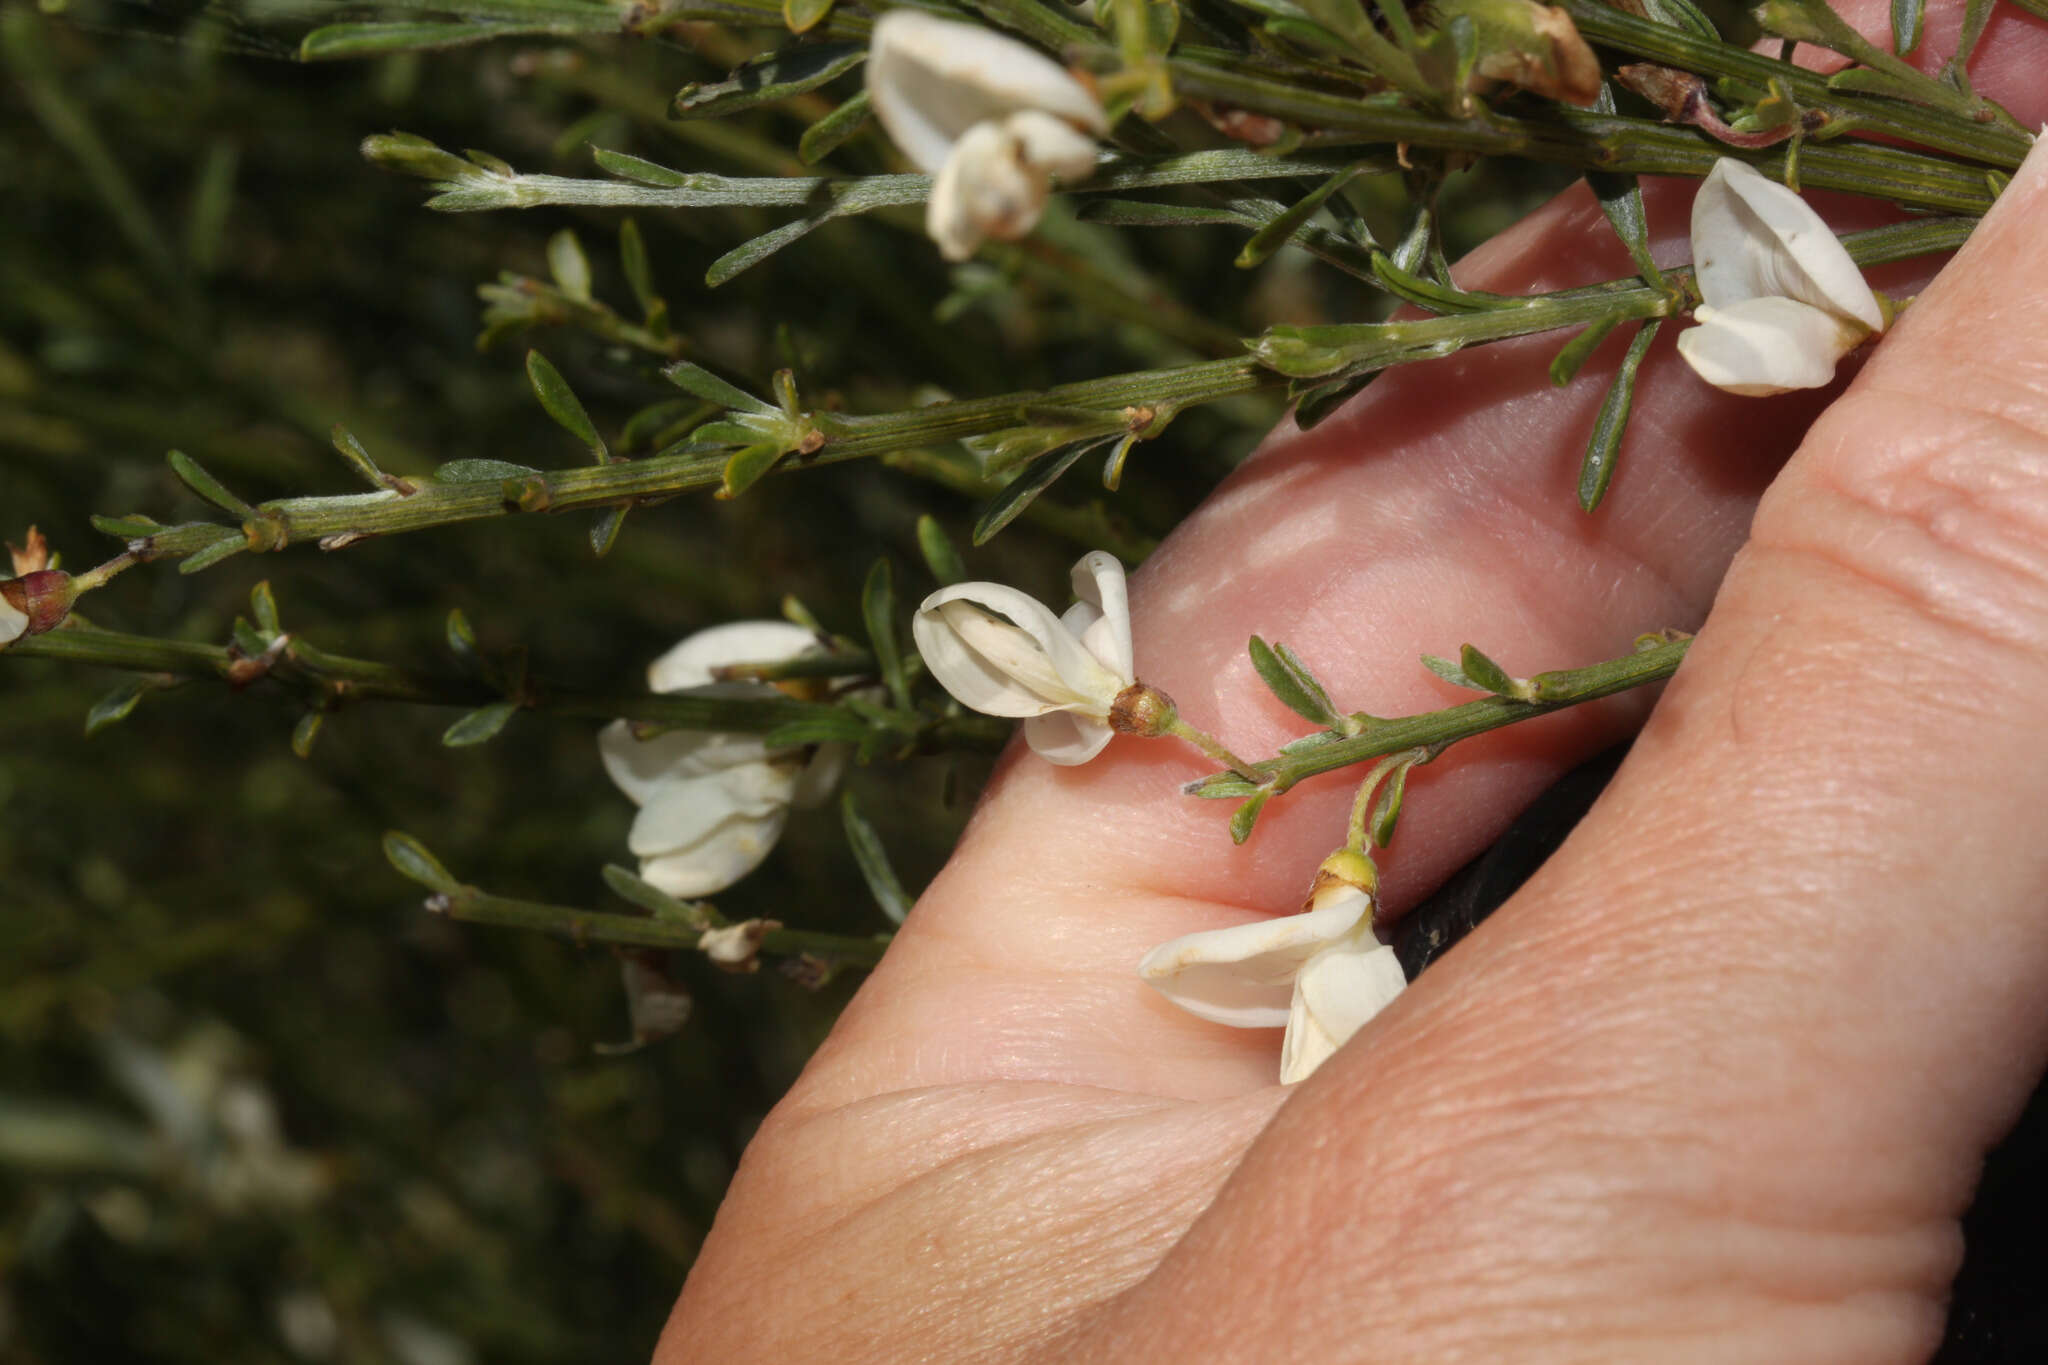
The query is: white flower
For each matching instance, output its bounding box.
[911,550,1135,765]
[0,591,24,650]
[1677,157,1887,397]
[1138,885,1407,1084]
[867,10,1108,261]
[598,622,848,898]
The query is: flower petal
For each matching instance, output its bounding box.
[1677,296,1868,396]
[1003,109,1100,181]
[1691,159,1883,331]
[913,580,1126,718]
[1023,710,1115,765]
[1137,896,1372,1029]
[627,763,800,857]
[1279,941,1407,1084]
[925,121,1056,261]
[598,721,772,806]
[867,11,1106,176]
[638,807,790,899]
[0,595,24,648]
[789,742,850,809]
[1067,550,1133,682]
[645,620,821,693]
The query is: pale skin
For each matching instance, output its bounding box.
[658,4,2048,1359]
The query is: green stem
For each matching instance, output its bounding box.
[96,217,1969,567]
[114,358,1268,562]
[1162,714,1261,782]
[7,624,1011,747]
[1163,58,2006,213]
[1557,1,2030,168]
[1192,637,1691,798]
[428,887,892,966]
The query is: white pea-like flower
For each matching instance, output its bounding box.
[598,622,849,898]
[1139,860,1407,1084]
[866,10,1108,261]
[0,591,25,650]
[1677,157,1887,397]
[912,550,1136,765]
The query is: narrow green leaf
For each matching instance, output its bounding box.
[85,678,153,736]
[526,351,606,459]
[589,505,629,557]
[1642,0,1717,35]
[603,864,714,926]
[717,443,785,500]
[546,229,592,301]
[592,147,694,188]
[359,131,476,183]
[1368,758,1414,847]
[184,138,237,276]
[434,458,540,482]
[705,215,830,288]
[618,219,660,318]
[330,425,391,490]
[290,711,324,758]
[1950,0,1993,69]
[1586,92,1666,287]
[1076,199,1247,229]
[841,792,912,924]
[786,0,836,32]
[167,449,254,517]
[1548,314,1622,387]
[302,20,568,60]
[675,43,862,117]
[1247,635,1340,726]
[1888,0,1925,51]
[1237,164,1365,269]
[1291,374,1371,431]
[384,831,459,891]
[971,437,1110,546]
[446,607,478,662]
[861,559,911,711]
[92,514,164,540]
[1458,644,1517,697]
[1229,789,1272,845]
[1578,319,1660,513]
[249,581,281,635]
[762,712,868,748]
[662,360,774,414]
[1370,252,1517,313]
[798,90,872,164]
[1420,652,1481,690]
[916,515,964,587]
[178,531,249,576]
[442,700,518,747]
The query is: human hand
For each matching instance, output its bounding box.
[658,6,2048,1359]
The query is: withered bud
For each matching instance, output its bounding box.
[0,569,77,643]
[1471,1,1602,107]
[1304,847,1380,913]
[1107,682,1177,737]
[1192,101,1290,147]
[699,918,780,973]
[1615,62,1709,120]
[8,526,50,577]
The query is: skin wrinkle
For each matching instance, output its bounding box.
[661,11,2048,1359]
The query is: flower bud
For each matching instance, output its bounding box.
[1107,682,1177,737]
[1304,847,1380,912]
[699,918,780,973]
[0,569,77,647]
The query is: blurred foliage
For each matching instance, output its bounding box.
[0,1,1573,1358]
